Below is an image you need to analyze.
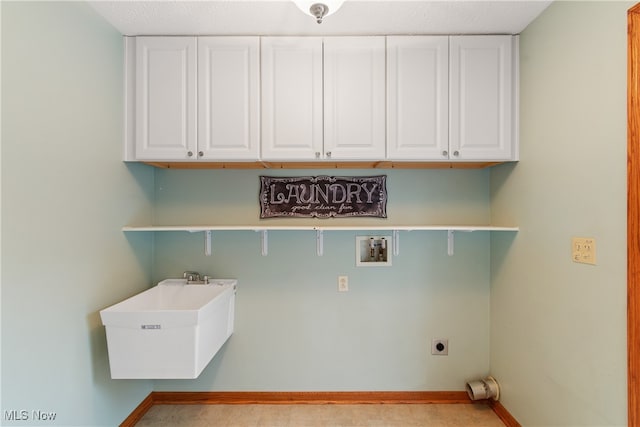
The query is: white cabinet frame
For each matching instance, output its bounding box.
[198,37,260,160]
[261,37,324,160]
[449,35,517,161]
[134,37,197,161]
[324,37,386,160]
[261,37,386,161]
[387,36,449,160]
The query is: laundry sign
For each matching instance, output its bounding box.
[260,175,387,219]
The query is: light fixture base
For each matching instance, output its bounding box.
[293,0,345,24]
[310,3,329,24]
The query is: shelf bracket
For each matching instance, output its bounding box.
[204,230,212,256]
[448,230,455,256]
[447,230,473,256]
[259,230,268,256]
[316,229,324,256]
[393,230,400,256]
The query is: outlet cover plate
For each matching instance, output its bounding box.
[338,275,349,292]
[431,339,449,355]
[572,237,596,265]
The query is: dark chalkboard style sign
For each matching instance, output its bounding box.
[260,175,387,219]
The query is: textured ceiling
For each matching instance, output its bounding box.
[88,0,553,36]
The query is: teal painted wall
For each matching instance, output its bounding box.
[1,2,154,425]
[1,1,631,425]
[151,168,496,391]
[490,2,630,425]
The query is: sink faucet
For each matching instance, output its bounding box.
[183,271,210,284]
[183,271,201,282]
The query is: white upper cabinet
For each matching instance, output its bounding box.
[387,36,449,160]
[130,36,259,162]
[198,37,260,160]
[135,37,197,161]
[449,35,517,161]
[261,37,323,160]
[388,35,517,162]
[126,35,518,165]
[323,37,386,160]
[261,37,386,161]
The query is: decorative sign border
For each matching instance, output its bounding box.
[260,175,387,219]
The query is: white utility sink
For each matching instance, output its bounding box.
[100,279,236,379]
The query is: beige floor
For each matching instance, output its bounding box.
[134,403,505,426]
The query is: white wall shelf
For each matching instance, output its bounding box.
[122,224,518,232]
[123,225,518,257]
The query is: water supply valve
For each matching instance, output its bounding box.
[356,236,392,267]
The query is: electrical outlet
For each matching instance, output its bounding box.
[432,339,448,355]
[338,275,349,292]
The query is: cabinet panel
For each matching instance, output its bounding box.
[198,37,260,160]
[387,36,449,160]
[261,37,323,160]
[324,37,386,160]
[135,37,197,160]
[449,36,514,160]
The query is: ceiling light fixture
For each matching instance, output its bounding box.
[293,0,345,24]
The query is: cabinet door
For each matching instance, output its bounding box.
[449,35,515,161]
[324,37,386,160]
[387,36,449,160]
[135,37,197,160]
[198,37,260,160]
[261,37,323,160]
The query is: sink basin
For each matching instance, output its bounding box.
[100,279,236,379]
